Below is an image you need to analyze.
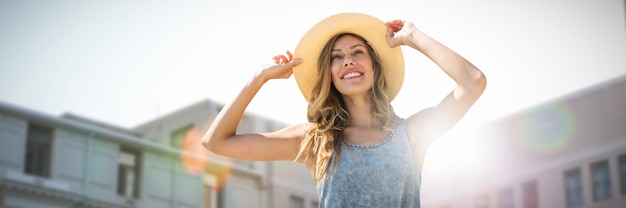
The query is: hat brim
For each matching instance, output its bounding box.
[293,12,404,102]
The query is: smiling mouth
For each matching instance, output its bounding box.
[341,72,363,79]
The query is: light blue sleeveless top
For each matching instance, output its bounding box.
[317,120,421,207]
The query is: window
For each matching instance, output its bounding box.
[203,185,214,208]
[564,168,584,207]
[288,195,304,208]
[24,124,53,177]
[204,174,218,208]
[117,148,141,198]
[171,125,194,148]
[497,188,514,208]
[522,180,539,208]
[619,154,626,195]
[474,193,489,208]
[591,160,612,202]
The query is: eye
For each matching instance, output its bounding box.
[331,54,343,60]
[352,49,365,56]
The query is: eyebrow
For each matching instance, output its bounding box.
[332,44,366,52]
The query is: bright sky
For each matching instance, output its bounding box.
[1,0,624,129]
[1,0,625,205]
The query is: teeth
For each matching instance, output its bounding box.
[342,72,362,79]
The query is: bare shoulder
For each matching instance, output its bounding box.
[405,107,441,151]
[406,107,435,136]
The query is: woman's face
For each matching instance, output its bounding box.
[330,35,375,98]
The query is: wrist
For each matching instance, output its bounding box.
[408,31,432,52]
[251,69,269,86]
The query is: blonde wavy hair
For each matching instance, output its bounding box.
[295,33,401,186]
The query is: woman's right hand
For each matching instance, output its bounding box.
[258,50,302,82]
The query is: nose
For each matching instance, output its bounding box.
[343,57,355,67]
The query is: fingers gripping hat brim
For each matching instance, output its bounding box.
[293,12,405,102]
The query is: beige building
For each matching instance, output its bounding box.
[0,99,317,208]
[423,75,626,208]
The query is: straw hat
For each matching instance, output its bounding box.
[293,12,405,102]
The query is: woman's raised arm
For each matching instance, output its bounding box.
[386,20,487,169]
[201,52,306,161]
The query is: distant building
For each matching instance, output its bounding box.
[2,79,624,208]
[0,99,317,208]
[424,75,626,208]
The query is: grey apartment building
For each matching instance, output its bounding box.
[0,100,317,208]
[424,75,626,208]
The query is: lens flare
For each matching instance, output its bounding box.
[210,157,235,192]
[519,103,575,153]
[179,115,235,192]
[181,126,207,175]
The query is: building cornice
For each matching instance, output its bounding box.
[0,177,132,208]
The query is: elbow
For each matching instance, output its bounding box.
[474,71,487,95]
[201,133,218,153]
[465,65,487,95]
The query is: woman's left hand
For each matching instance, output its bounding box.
[385,20,419,48]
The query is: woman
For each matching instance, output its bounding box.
[202,13,486,207]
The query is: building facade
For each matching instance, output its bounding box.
[424,75,626,208]
[0,99,317,208]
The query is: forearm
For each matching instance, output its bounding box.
[202,73,268,150]
[409,31,485,92]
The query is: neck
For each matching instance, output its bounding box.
[343,95,380,129]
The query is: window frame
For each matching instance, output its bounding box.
[203,173,219,208]
[590,160,612,202]
[619,154,626,195]
[564,167,584,208]
[117,147,142,199]
[24,124,53,178]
